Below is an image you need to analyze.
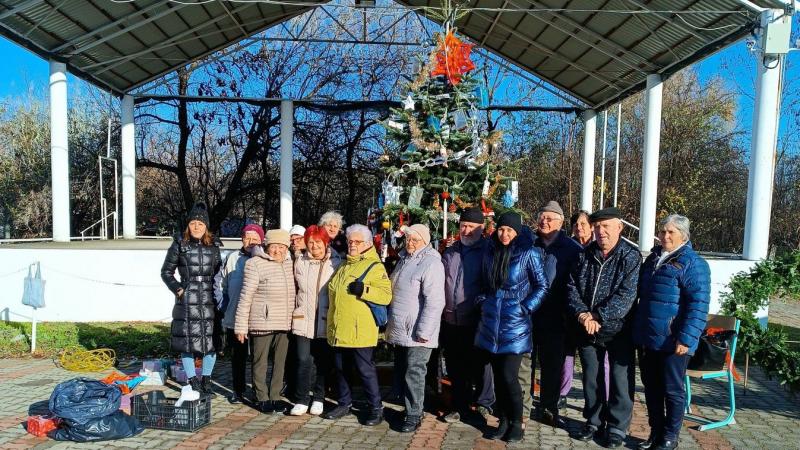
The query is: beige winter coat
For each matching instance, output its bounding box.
[234,249,294,335]
[292,249,343,339]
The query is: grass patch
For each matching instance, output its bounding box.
[0,321,171,359]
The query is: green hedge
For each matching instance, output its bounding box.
[0,321,171,359]
[721,250,800,389]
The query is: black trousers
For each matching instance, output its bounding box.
[578,335,635,437]
[532,332,566,416]
[640,349,690,441]
[482,351,524,422]
[333,347,382,409]
[294,336,330,405]
[441,322,495,412]
[226,328,249,395]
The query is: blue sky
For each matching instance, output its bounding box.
[0,15,797,150]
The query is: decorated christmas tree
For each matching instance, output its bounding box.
[373,4,518,249]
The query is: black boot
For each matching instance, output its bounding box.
[638,433,660,449]
[188,376,202,393]
[227,392,244,404]
[259,400,274,414]
[199,375,216,397]
[504,420,524,442]
[364,407,383,426]
[488,416,509,440]
[400,415,422,433]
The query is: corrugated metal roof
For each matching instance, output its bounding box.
[400,0,765,108]
[0,0,327,94]
[0,0,768,108]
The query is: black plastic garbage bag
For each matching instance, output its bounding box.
[49,378,121,425]
[49,410,144,442]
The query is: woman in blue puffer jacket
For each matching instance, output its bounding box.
[633,214,710,450]
[475,212,548,443]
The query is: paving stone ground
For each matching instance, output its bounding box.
[1,351,799,450]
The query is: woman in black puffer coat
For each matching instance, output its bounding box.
[161,202,223,395]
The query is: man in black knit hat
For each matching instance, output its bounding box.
[441,206,495,423]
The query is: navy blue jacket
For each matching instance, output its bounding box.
[633,242,711,355]
[567,239,641,345]
[533,231,584,339]
[442,237,489,327]
[475,229,549,354]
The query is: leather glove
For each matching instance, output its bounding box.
[348,280,365,297]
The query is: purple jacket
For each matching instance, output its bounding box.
[386,245,446,348]
[442,237,489,328]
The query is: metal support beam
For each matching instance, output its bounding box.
[52,1,185,54]
[736,0,768,13]
[0,0,41,21]
[468,9,621,91]
[625,0,706,41]
[743,9,788,260]
[280,100,294,231]
[49,60,70,242]
[639,74,663,251]
[580,109,597,212]
[121,95,136,239]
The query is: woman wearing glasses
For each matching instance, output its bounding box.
[385,224,445,432]
[322,224,392,426]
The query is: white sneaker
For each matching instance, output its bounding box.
[290,403,309,416]
[309,401,324,416]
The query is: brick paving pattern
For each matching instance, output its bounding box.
[0,354,798,449]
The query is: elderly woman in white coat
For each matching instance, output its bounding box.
[289,225,344,416]
[386,224,446,433]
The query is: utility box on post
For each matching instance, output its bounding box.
[762,10,792,55]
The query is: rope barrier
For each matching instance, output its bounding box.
[0,263,163,288]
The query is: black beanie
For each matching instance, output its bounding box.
[187,202,210,228]
[496,211,522,235]
[459,206,485,225]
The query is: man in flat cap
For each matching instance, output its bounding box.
[566,207,641,448]
[530,201,583,427]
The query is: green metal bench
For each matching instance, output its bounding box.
[684,314,740,431]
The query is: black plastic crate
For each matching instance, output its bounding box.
[131,390,211,432]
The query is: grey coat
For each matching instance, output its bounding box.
[386,245,446,348]
[221,249,249,330]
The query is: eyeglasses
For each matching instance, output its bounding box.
[539,216,563,223]
[347,240,365,246]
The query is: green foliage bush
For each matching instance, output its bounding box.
[0,322,171,359]
[721,250,800,389]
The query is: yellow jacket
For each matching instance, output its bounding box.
[327,246,392,348]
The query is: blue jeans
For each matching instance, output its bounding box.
[181,352,217,378]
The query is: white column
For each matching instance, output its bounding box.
[743,9,787,260]
[639,74,662,251]
[580,109,597,212]
[49,60,70,242]
[599,109,609,208]
[279,100,294,231]
[121,95,136,239]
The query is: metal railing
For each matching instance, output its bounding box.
[80,210,118,241]
[620,218,660,250]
